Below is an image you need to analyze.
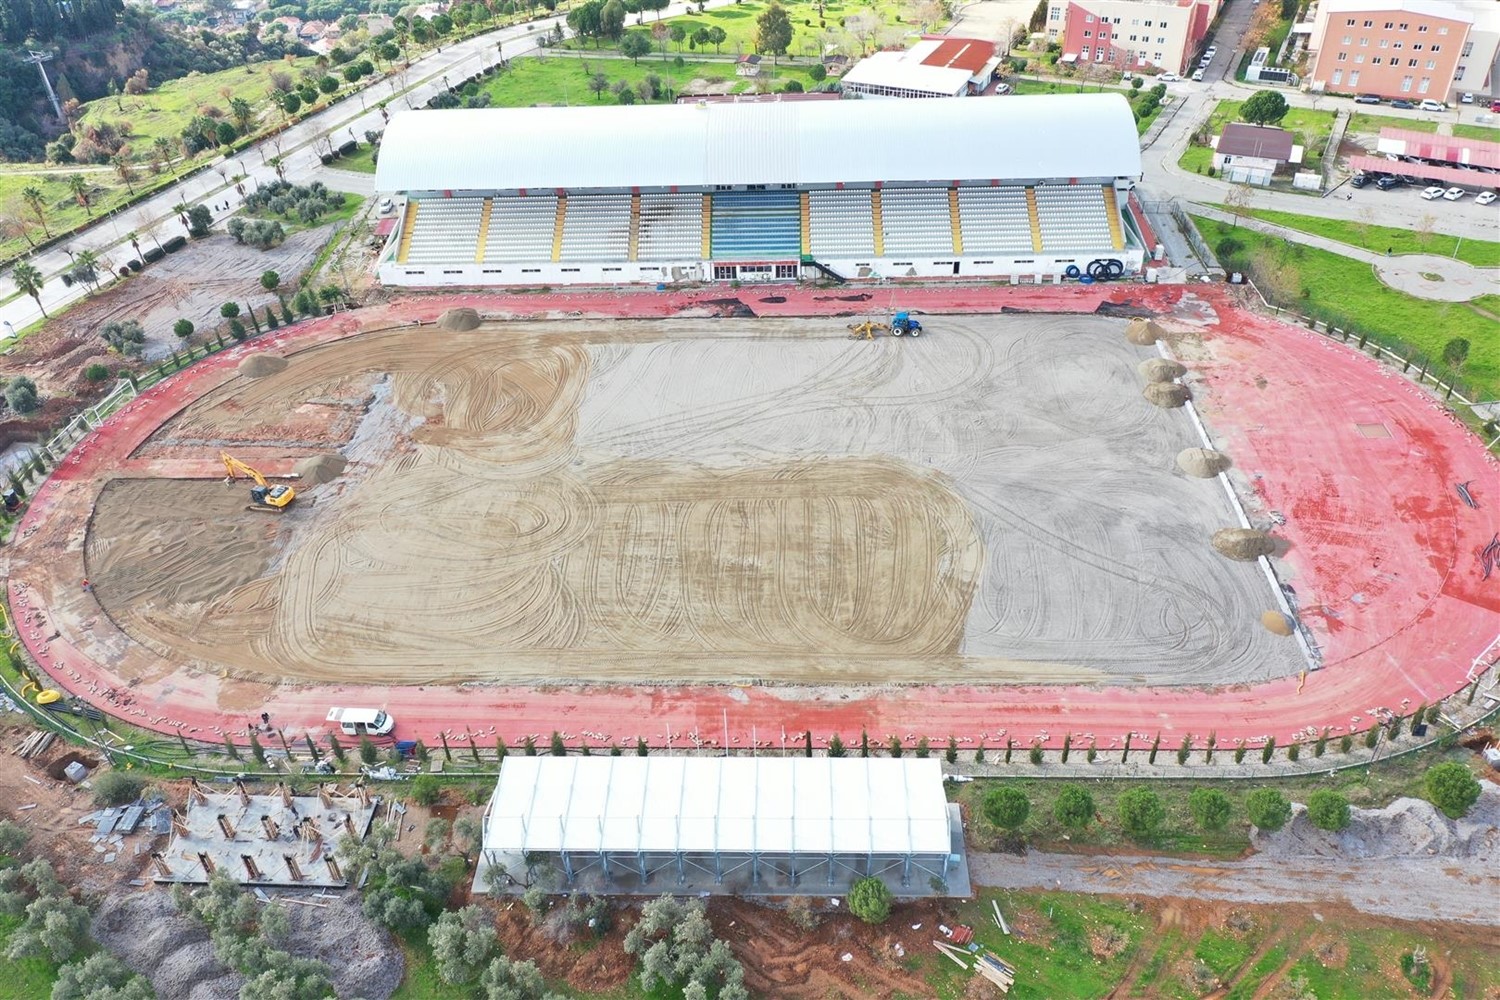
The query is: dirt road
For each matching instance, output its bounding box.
[969,850,1500,927]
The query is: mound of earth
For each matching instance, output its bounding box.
[1177,448,1231,478]
[237,354,288,378]
[1143,382,1190,408]
[1253,786,1500,861]
[94,891,402,1000]
[1139,358,1186,382]
[293,453,348,485]
[1212,528,1275,561]
[437,307,481,331]
[1260,610,1294,635]
[1125,318,1167,345]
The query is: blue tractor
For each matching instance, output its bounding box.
[890,312,923,337]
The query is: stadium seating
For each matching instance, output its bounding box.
[808,189,876,258]
[401,198,484,264]
[559,195,632,262]
[879,188,955,256]
[637,193,703,261]
[956,188,1034,254]
[484,195,559,263]
[710,191,800,259]
[1033,185,1113,252]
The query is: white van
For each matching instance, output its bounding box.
[326,707,395,737]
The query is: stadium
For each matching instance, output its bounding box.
[372,95,1148,287]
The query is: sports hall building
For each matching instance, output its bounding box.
[372,95,1146,287]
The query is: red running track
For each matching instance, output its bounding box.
[7,285,1498,752]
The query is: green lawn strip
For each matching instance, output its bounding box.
[1287,933,1394,999]
[0,167,201,265]
[479,53,819,106]
[1179,100,1337,177]
[1222,205,1500,268]
[328,143,379,174]
[1195,215,1500,398]
[1194,928,1256,980]
[1129,931,1182,996]
[0,914,63,999]
[1009,79,1164,134]
[1347,112,1438,136]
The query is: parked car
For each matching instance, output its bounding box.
[1420,186,1446,200]
[1475,190,1498,205]
[1354,94,1381,105]
[1192,68,1205,81]
[1442,187,1468,200]
[1375,175,1403,190]
[1460,92,1475,104]
[1390,99,1416,109]
[1492,100,1500,112]
[378,197,395,215]
[1160,72,1181,82]
[1418,99,1447,111]
[1350,173,1372,188]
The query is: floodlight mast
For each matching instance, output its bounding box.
[26,50,64,122]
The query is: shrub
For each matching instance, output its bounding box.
[1246,788,1291,831]
[1423,761,1481,819]
[1053,784,1095,829]
[809,63,826,81]
[187,205,212,237]
[410,774,442,807]
[162,235,187,253]
[143,247,166,263]
[260,270,280,290]
[4,376,39,414]
[92,770,147,806]
[1188,787,1232,832]
[220,302,240,319]
[84,363,110,381]
[981,786,1029,831]
[126,259,142,272]
[1117,787,1165,841]
[847,876,893,924]
[1306,790,1350,832]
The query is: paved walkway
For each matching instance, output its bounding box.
[1188,203,1500,301]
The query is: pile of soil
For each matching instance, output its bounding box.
[1144,382,1190,408]
[1177,448,1231,478]
[237,354,288,379]
[94,890,403,1000]
[1139,358,1186,382]
[1253,786,1500,861]
[1212,527,1275,561]
[293,453,348,485]
[1260,610,1294,636]
[1125,318,1167,345]
[437,307,481,332]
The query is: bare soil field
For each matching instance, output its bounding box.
[82,315,1303,688]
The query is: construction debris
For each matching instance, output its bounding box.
[975,951,1017,993]
[932,940,969,970]
[14,730,56,759]
[1456,481,1479,510]
[991,900,1010,935]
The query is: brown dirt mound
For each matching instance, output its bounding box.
[293,453,348,485]
[437,307,481,332]
[1261,610,1294,636]
[1139,358,1186,382]
[1125,318,1167,345]
[237,353,288,378]
[1213,528,1275,561]
[1177,448,1231,478]
[1144,382,1190,408]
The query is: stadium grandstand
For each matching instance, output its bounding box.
[372,95,1146,287]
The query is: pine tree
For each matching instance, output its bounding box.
[248,733,266,765]
[945,736,958,764]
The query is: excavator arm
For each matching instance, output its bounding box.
[220,452,296,510]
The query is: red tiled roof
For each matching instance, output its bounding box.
[919,37,995,75]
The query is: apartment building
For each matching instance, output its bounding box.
[1046,0,1221,76]
[1307,0,1500,100]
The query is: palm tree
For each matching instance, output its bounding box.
[22,185,49,237]
[112,152,136,195]
[11,261,46,318]
[173,202,190,229]
[72,249,101,291]
[126,230,142,261]
[152,136,173,174]
[66,174,92,216]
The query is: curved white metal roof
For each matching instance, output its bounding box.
[375,95,1141,193]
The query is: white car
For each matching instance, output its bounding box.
[1475,191,1497,205]
[1420,186,1446,200]
[379,197,395,215]
[1442,187,1467,200]
[1418,98,1447,111]
[1459,92,1474,104]
[993,82,1012,94]
[1192,68,1205,81]
[1159,72,1181,82]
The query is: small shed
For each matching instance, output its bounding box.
[737,54,762,77]
[1212,123,1302,186]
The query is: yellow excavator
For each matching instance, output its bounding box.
[221,452,297,512]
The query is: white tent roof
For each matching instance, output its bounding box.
[841,51,973,96]
[482,757,952,856]
[374,96,1141,193]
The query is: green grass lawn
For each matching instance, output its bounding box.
[560,0,922,61]
[1196,214,1500,397]
[1346,112,1438,136]
[1225,205,1500,268]
[1452,121,1500,140]
[328,143,379,174]
[1179,100,1338,179]
[0,168,187,265]
[478,53,820,106]
[0,914,62,999]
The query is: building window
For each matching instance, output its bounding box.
[1332,69,1343,85]
[1355,54,1364,63]
[1112,16,1121,24]
[1426,59,1436,69]
[1418,77,1430,93]
[1362,19,1372,27]
[1129,33,1137,41]
[1408,58,1418,67]
[1400,75,1413,91]
[1083,29,1092,37]
[1342,35,1351,44]
[1417,24,1427,33]
[1393,41,1402,49]
[1430,45,1439,52]
[1154,51,1163,61]
[1049,6,1060,18]
[1345,17,1355,25]
[1371,57,1381,64]
[1337,52,1347,61]
[1455,65,1464,79]
[1412,43,1422,50]
[1461,41,1473,55]
[1383,21,1393,28]
[1378,38,1388,47]
[713,265,736,280]
[1398,22,1408,30]
[1438,26,1448,34]
[1349,70,1359,85]
[1157,36,1165,43]
[1359,36,1368,45]
[1131,17,1138,25]
[1085,14,1093,22]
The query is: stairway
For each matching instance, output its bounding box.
[701,194,712,259]
[627,193,641,261]
[1102,186,1125,250]
[550,195,567,262]
[1024,188,1043,253]
[395,201,419,263]
[473,198,493,262]
[799,192,811,256]
[948,187,963,255]
[871,189,884,256]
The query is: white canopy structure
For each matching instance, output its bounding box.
[478,756,964,896]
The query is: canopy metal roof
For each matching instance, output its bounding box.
[483,757,952,856]
[375,96,1142,192]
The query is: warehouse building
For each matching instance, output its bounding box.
[475,756,968,897]
[372,95,1146,287]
